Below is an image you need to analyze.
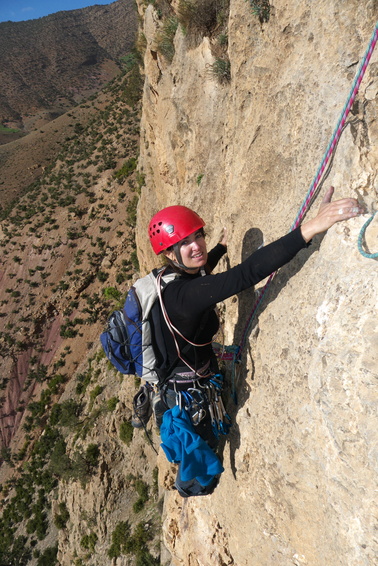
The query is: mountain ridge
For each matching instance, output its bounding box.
[0,0,137,136]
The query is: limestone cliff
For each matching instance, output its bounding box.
[135,1,378,565]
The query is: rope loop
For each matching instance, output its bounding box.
[358,212,378,259]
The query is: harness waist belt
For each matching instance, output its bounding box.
[168,361,211,388]
[167,377,211,391]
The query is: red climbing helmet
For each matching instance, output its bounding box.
[148,205,205,255]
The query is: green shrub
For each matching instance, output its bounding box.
[6,536,32,566]
[209,57,231,83]
[36,545,58,566]
[126,523,158,564]
[107,397,119,411]
[50,399,81,427]
[108,521,131,559]
[152,467,159,495]
[48,373,67,395]
[1,446,12,464]
[81,532,98,553]
[126,195,139,227]
[114,158,137,183]
[49,438,72,480]
[120,421,133,445]
[76,370,92,395]
[116,272,127,284]
[103,287,121,303]
[97,271,109,282]
[26,509,48,540]
[156,17,178,62]
[85,443,100,470]
[133,479,149,513]
[249,0,270,22]
[178,0,218,36]
[90,385,104,402]
[135,479,149,501]
[60,321,78,338]
[54,502,70,529]
[130,250,139,271]
[135,548,160,566]
[133,499,144,513]
[108,521,157,562]
[51,444,100,485]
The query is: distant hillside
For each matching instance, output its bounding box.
[0,0,137,138]
[0,53,162,566]
[0,53,143,451]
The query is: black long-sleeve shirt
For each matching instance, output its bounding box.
[160,227,308,373]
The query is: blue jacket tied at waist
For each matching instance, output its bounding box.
[160,405,224,486]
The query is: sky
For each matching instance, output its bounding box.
[0,0,117,23]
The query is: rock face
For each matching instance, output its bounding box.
[135,1,378,564]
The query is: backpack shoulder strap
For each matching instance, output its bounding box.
[152,267,177,286]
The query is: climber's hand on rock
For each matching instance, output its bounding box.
[300,186,366,242]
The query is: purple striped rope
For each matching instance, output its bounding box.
[292,22,378,230]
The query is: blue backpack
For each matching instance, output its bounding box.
[100,268,177,383]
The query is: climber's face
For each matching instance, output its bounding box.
[164,229,208,272]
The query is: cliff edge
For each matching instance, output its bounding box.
[135,1,378,564]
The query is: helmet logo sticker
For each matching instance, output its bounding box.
[165,224,174,234]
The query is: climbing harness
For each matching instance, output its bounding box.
[215,21,378,394]
[173,374,231,437]
[358,211,378,259]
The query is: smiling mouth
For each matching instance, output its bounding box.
[192,253,203,259]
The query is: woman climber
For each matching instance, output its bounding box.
[148,186,364,497]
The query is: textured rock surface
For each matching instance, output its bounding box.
[135,1,378,564]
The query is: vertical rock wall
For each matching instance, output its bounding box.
[136,1,377,564]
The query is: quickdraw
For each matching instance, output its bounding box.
[175,374,232,436]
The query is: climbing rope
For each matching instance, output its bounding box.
[217,22,378,381]
[239,21,378,354]
[292,21,378,230]
[358,211,378,259]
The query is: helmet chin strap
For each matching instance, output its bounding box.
[172,243,200,271]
